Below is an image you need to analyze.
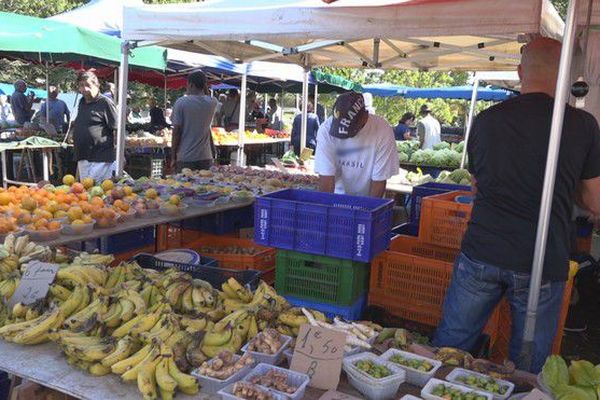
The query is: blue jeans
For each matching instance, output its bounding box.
[433,252,565,373]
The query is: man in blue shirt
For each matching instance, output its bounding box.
[11,80,34,125]
[291,101,320,155]
[39,86,70,133]
[394,112,416,141]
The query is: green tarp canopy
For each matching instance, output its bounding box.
[311,70,363,92]
[0,12,166,71]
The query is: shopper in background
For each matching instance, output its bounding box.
[291,101,320,155]
[394,112,416,141]
[433,38,600,373]
[102,82,116,100]
[315,92,399,198]
[39,86,70,133]
[416,104,441,149]
[170,71,218,173]
[71,71,118,181]
[221,89,241,131]
[267,98,282,131]
[0,95,14,126]
[316,102,326,124]
[213,93,228,126]
[149,98,168,128]
[11,80,34,125]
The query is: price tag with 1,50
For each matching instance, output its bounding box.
[8,261,58,308]
[289,324,346,390]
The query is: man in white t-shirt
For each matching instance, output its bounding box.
[416,104,441,150]
[315,92,399,198]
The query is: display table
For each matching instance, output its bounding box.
[214,138,290,146]
[36,199,254,248]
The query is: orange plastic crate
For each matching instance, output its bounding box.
[419,190,473,250]
[183,233,276,272]
[369,234,499,342]
[261,267,276,285]
[489,262,578,362]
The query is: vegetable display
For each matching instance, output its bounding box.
[389,354,434,372]
[232,382,274,400]
[435,168,472,186]
[354,359,393,379]
[541,355,600,400]
[454,374,508,395]
[398,141,466,169]
[198,351,254,380]
[430,384,488,400]
[248,369,298,394]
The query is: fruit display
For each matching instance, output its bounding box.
[398,140,465,169]
[247,369,298,394]
[453,374,509,395]
[434,347,475,367]
[264,129,290,139]
[126,128,172,149]
[212,128,286,146]
[246,329,285,355]
[429,383,488,400]
[0,216,19,236]
[198,351,255,380]
[231,381,274,400]
[354,359,393,379]
[375,327,430,352]
[541,355,600,400]
[389,353,434,372]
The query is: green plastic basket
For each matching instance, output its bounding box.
[275,250,370,306]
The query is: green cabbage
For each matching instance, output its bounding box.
[433,141,451,151]
[569,360,600,387]
[543,355,570,391]
[553,384,597,400]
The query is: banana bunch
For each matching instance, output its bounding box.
[163,275,220,316]
[0,256,19,278]
[56,265,107,287]
[0,234,52,265]
[72,253,115,266]
[0,274,19,300]
[276,307,327,337]
[200,308,255,358]
[0,307,64,345]
[222,279,288,315]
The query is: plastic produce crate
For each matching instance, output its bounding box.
[421,378,493,400]
[409,182,470,227]
[181,205,254,235]
[419,190,472,250]
[242,363,310,400]
[241,334,292,366]
[184,233,276,272]
[380,348,442,387]
[285,294,367,321]
[445,368,515,400]
[368,234,500,341]
[343,352,406,400]
[275,250,369,306]
[255,189,394,262]
[97,227,155,254]
[191,354,255,395]
[489,261,577,363]
[132,253,261,289]
[218,383,287,400]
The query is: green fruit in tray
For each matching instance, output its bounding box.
[389,354,434,372]
[431,384,488,400]
[455,375,508,395]
[354,359,392,379]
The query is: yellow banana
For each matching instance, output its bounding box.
[159,388,175,400]
[112,314,144,338]
[110,343,153,375]
[89,363,111,376]
[191,286,206,308]
[181,286,194,313]
[101,302,122,328]
[167,357,198,394]
[227,277,253,302]
[137,357,159,400]
[11,303,28,318]
[165,330,190,348]
[140,284,153,306]
[121,347,159,382]
[248,315,259,340]
[58,285,84,318]
[68,343,115,362]
[180,317,207,333]
[130,306,164,336]
[121,290,146,315]
[155,357,177,392]
[49,284,72,301]
[278,312,309,328]
[105,266,123,289]
[12,309,63,345]
[101,336,137,367]
[220,282,239,300]
[203,327,233,346]
[118,298,135,322]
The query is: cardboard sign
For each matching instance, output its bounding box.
[290,324,346,390]
[319,390,362,400]
[8,261,58,308]
[523,389,553,400]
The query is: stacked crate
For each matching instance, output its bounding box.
[254,189,394,320]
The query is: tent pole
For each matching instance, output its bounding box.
[314,83,319,118]
[300,67,310,153]
[460,77,479,169]
[521,0,579,371]
[45,62,50,126]
[280,88,285,131]
[113,68,119,103]
[164,74,168,109]
[237,69,248,167]
[115,41,130,178]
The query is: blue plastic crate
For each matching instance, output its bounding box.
[409,182,470,227]
[285,294,367,321]
[255,189,393,262]
[97,227,155,254]
[182,205,254,234]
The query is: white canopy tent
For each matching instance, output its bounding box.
[121,0,564,169]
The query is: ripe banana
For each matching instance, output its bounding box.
[89,362,111,376]
[166,357,198,395]
[12,309,63,345]
[155,356,177,392]
[101,336,137,367]
[49,284,72,302]
[203,327,233,347]
[137,357,160,400]
[110,343,153,375]
[112,314,144,339]
[121,346,159,382]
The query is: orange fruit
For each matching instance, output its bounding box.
[67,206,84,222]
[82,177,95,190]
[21,196,37,211]
[34,218,48,229]
[48,221,61,230]
[0,193,12,206]
[82,215,93,224]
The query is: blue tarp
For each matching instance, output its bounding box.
[362,84,515,101]
[0,83,47,98]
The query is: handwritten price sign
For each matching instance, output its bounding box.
[8,261,58,308]
[290,324,346,390]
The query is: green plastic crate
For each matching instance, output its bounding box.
[275,250,370,306]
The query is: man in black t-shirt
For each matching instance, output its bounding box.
[71,71,118,182]
[433,38,600,373]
